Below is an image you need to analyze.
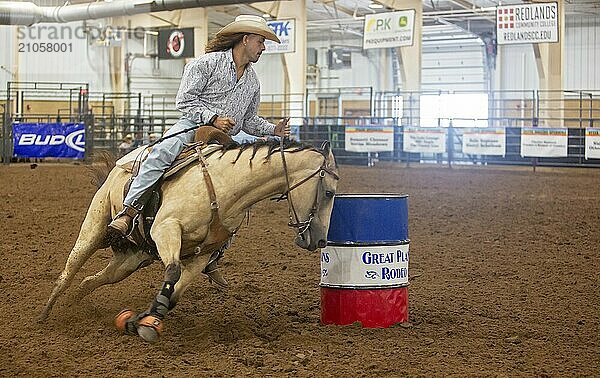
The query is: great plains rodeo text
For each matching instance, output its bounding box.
[322,248,409,281]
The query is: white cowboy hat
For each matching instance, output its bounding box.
[216,15,280,43]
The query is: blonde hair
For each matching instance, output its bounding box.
[205,33,245,53]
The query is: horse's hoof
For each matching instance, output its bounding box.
[137,315,163,343]
[115,309,136,333]
[137,326,159,343]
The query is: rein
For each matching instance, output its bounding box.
[278,138,339,236]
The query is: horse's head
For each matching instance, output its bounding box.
[288,141,339,252]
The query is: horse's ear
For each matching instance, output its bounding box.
[320,141,331,155]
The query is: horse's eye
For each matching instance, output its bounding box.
[325,190,335,198]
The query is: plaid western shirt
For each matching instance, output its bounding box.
[175,49,275,136]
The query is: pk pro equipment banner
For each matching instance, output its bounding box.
[363,10,415,49]
[13,122,85,159]
[158,28,195,59]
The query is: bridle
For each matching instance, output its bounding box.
[277,138,339,237]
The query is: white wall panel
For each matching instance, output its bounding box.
[5,21,111,91]
[0,26,17,92]
[299,38,392,92]
[422,40,486,92]
[498,44,539,91]
[127,37,185,95]
[252,53,286,94]
[564,15,600,90]
[301,37,486,93]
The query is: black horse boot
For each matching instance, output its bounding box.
[108,206,140,236]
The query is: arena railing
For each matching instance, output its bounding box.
[299,116,600,168]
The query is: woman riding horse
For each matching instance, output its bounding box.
[39,139,338,343]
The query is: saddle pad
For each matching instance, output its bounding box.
[165,144,223,179]
[115,143,223,177]
[115,145,150,172]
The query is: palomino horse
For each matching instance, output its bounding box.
[38,138,339,342]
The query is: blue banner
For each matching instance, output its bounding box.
[13,123,85,159]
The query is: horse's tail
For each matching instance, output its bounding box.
[87,150,117,189]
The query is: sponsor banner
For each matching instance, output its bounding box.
[345,125,394,152]
[363,10,415,49]
[13,122,85,159]
[265,19,295,53]
[520,127,567,157]
[403,127,446,153]
[497,2,559,45]
[462,128,506,156]
[158,28,195,59]
[321,244,409,288]
[585,128,600,160]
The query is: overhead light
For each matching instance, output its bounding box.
[262,13,271,19]
[368,1,384,9]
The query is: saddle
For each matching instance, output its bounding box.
[114,126,236,273]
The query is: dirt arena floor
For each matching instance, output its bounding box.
[1,161,599,377]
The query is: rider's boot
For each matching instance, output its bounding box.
[108,205,140,236]
[203,248,229,289]
[205,262,228,289]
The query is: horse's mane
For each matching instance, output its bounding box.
[220,139,325,164]
[87,150,117,188]
[86,140,326,189]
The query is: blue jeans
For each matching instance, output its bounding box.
[124,118,197,209]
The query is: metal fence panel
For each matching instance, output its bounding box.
[3,82,600,168]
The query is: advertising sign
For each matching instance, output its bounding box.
[265,19,295,53]
[13,122,85,159]
[462,128,506,156]
[363,10,415,49]
[584,128,600,160]
[520,128,567,157]
[321,244,409,288]
[403,127,446,153]
[158,28,195,59]
[345,125,394,152]
[496,2,559,45]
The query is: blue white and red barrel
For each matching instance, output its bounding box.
[321,194,409,328]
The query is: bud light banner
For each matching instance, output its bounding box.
[13,122,85,159]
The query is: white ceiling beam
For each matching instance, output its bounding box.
[370,0,412,10]
[315,0,356,18]
[447,0,476,10]
[247,1,279,16]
